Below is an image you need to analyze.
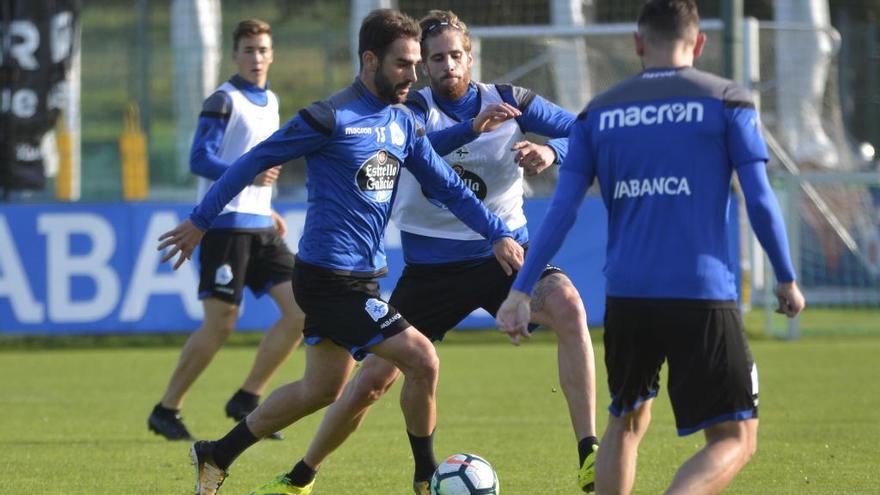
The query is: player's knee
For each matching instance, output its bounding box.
[545,286,588,336]
[310,384,346,409]
[352,374,396,407]
[730,433,757,470]
[408,346,440,383]
[623,403,652,436]
[358,382,390,406]
[707,420,757,467]
[202,304,238,339]
[278,314,305,339]
[280,305,305,328]
[198,320,235,342]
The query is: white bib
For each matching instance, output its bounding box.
[196,81,280,218]
[392,83,526,240]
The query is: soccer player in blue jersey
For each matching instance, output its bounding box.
[497,1,805,494]
[157,9,523,495]
[281,10,598,495]
[148,19,304,442]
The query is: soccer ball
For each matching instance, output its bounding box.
[430,453,499,495]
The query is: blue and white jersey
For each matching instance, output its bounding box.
[513,67,795,300]
[190,75,280,230]
[393,82,575,264]
[190,78,512,277]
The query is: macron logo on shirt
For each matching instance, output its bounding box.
[345,127,373,135]
[614,176,692,199]
[599,102,704,131]
[641,70,678,79]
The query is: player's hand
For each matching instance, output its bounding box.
[472,103,521,134]
[492,237,523,275]
[496,289,532,345]
[157,219,205,270]
[512,141,556,176]
[254,166,281,186]
[271,210,287,237]
[774,281,805,318]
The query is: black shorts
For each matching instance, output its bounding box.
[389,256,563,341]
[603,297,758,436]
[198,229,295,304]
[292,259,410,361]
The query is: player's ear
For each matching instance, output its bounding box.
[363,50,378,72]
[693,32,706,59]
[633,31,645,57]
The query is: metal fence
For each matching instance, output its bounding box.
[68,1,880,207]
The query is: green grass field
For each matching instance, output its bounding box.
[1,329,878,494]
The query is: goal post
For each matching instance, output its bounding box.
[465,17,879,337]
[348,1,878,335]
[764,170,880,338]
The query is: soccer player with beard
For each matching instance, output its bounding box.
[157,9,524,495]
[498,1,805,493]
[265,10,600,495]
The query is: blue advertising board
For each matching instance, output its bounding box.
[0,199,609,334]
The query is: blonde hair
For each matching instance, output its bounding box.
[418,10,471,55]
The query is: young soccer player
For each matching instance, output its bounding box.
[157,9,524,495]
[148,19,302,442]
[497,1,805,493]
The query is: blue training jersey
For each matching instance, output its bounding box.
[513,66,795,300]
[190,78,512,276]
[398,83,575,264]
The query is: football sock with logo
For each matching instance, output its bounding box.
[212,420,259,470]
[408,430,438,482]
[578,436,599,465]
[286,459,317,487]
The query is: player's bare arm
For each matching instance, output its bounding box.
[157,219,205,270]
[472,102,521,134]
[496,289,532,345]
[512,140,557,176]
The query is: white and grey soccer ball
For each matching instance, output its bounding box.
[430,453,499,495]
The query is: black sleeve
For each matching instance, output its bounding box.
[495,83,537,111]
[722,83,757,109]
[200,91,232,119]
[298,100,336,136]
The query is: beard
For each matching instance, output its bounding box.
[374,67,410,104]
[433,72,471,101]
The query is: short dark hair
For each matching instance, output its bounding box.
[637,0,700,43]
[419,10,471,57]
[233,19,271,51]
[358,9,421,67]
